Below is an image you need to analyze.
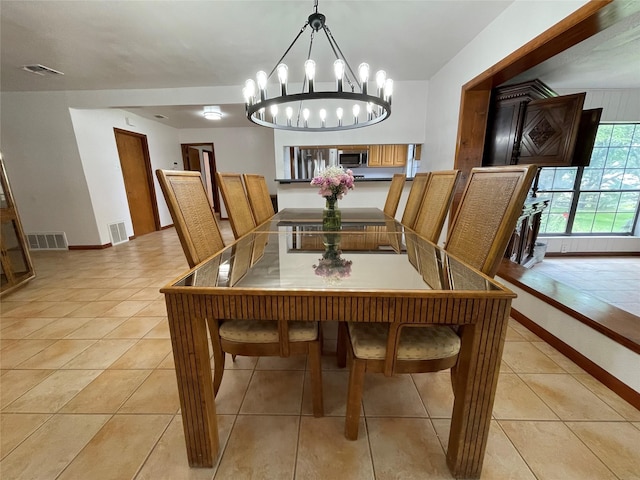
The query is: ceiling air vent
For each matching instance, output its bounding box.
[21,64,64,76]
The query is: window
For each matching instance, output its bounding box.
[537,123,640,235]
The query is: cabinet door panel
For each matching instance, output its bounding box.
[518,93,585,167]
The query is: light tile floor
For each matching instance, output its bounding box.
[531,256,640,317]
[1,226,639,479]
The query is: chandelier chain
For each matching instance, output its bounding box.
[267,22,309,79]
[322,25,357,92]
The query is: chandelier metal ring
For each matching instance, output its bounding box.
[242,0,393,132]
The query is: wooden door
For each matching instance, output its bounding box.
[517,93,585,167]
[187,147,201,171]
[571,108,603,167]
[114,129,159,237]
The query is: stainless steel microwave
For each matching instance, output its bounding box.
[338,150,367,167]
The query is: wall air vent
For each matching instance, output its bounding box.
[21,64,65,76]
[27,232,68,250]
[108,222,128,245]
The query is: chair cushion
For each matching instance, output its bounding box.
[219,320,318,343]
[348,323,461,361]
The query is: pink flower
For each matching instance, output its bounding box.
[310,166,355,199]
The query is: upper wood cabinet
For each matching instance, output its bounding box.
[483,80,594,168]
[368,144,408,167]
[0,154,36,296]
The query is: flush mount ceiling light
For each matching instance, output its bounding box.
[203,106,222,120]
[243,0,392,132]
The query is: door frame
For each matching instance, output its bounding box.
[453,0,625,211]
[114,128,161,236]
[181,143,220,213]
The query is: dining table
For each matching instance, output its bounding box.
[160,207,516,479]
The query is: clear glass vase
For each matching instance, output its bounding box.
[323,197,341,231]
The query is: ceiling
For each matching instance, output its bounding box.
[1,1,638,129]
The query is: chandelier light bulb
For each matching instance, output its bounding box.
[336,107,343,127]
[358,62,370,94]
[358,63,370,83]
[353,104,360,124]
[277,63,288,95]
[270,104,278,121]
[242,87,250,104]
[334,59,345,92]
[256,71,268,101]
[256,71,268,90]
[277,64,288,84]
[286,106,293,126]
[375,70,387,91]
[303,108,310,128]
[304,59,316,93]
[384,78,394,101]
[366,102,373,120]
[319,108,327,127]
[244,79,256,103]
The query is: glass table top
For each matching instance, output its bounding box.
[170,209,499,293]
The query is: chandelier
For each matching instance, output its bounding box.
[242,0,392,132]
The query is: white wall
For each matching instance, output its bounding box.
[555,88,640,122]
[0,92,100,245]
[179,127,276,218]
[69,108,181,244]
[500,279,640,393]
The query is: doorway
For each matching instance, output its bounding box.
[114,128,160,238]
[181,143,220,213]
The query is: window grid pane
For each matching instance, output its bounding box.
[537,122,640,236]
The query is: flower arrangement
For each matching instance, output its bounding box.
[310,166,355,203]
[313,247,353,282]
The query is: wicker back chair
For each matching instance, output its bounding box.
[156,169,224,268]
[339,164,537,440]
[400,172,431,229]
[157,170,324,415]
[413,170,460,243]
[216,172,256,239]
[383,173,406,217]
[445,165,537,277]
[243,173,275,225]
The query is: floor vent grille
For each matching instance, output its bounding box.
[109,222,128,245]
[27,232,68,250]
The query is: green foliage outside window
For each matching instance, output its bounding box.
[537,123,640,235]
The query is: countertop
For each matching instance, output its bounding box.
[276,177,414,184]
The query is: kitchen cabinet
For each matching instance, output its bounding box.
[368,144,408,167]
[0,153,35,296]
[483,79,594,168]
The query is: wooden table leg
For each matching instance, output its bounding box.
[446,299,511,478]
[165,294,219,467]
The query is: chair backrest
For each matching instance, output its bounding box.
[156,169,225,268]
[401,172,431,228]
[243,173,275,225]
[383,173,406,217]
[217,172,257,239]
[445,165,537,277]
[413,170,460,243]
